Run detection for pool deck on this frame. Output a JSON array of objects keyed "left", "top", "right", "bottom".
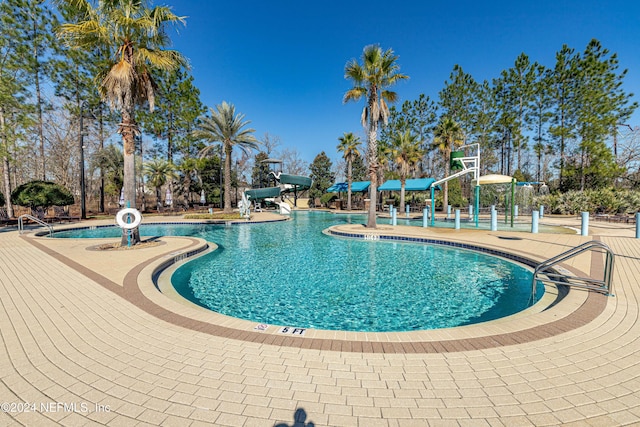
[{"left": 1, "top": 212, "right": 639, "bottom": 426}]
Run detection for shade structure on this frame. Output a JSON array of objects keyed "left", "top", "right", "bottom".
[
  {"left": 327, "top": 181, "right": 370, "bottom": 193},
  {"left": 472, "top": 174, "right": 514, "bottom": 185},
  {"left": 378, "top": 178, "right": 437, "bottom": 191}
]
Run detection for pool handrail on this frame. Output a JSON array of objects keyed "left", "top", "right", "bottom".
[
  {"left": 531, "top": 240, "right": 615, "bottom": 302},
  {"left": 18, "top": 214, "right": 54, "bottom": 237}
]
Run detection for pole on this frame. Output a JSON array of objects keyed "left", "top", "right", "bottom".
[
  {"left": 235, "top": 161, "right": 238, "bottom": 207},
  {"left": 79, "top": 103, "right": 86, "bottom": 220},
  {"left": 430, "top": 186, "right": 435, "bottom": 226},
  {"left": 581, "top": 212, "right": 589, "bottom": 236},
  {"left": 511, "top": 179, "right": 515, "bottom": 228},
  {"left": 474, "top": 185, "right": 480, "bottom": 228},
  {"left": 491, "top": 206, "right": 497, "bottom": 231}
]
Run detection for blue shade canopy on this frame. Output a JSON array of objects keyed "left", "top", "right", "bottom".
[
  {"left": 378, "top": 178, "right": 437, "bottom": 191},
  {"left": 327, "top": 181, "right": 370, "bottom": 193}
]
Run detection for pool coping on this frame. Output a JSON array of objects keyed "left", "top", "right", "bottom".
[{"left": 22, "top": 220, "right": 608, "bottom": 353}]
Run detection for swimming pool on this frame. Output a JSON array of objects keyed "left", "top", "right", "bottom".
[{"left": 53, "top": 211, "right": 544, "bottom": 332}]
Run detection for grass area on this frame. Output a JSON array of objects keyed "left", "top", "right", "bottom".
[{"left": 183, "top": 213, "right": 243, "bottom": 220}]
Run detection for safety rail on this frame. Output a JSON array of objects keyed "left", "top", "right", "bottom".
[
  {"left": 531, "top": 241, "right": 615, "bottom": 302},
  {"left": 18, "top": 214, "right": 53, "bottom": 237}
]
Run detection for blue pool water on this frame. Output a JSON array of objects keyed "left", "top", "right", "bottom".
[{"left": 53, "top": 211, "right": 543, "bottom": 332}]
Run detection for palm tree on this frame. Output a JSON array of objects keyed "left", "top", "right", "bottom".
[
  {"left": 57, "top": 0, "right": 186, "bottom": 244},
  {"left": 391, "top": 130, "right": 423, "bottom": 211},
  {"left": 344, "top": 45, "right": 408, "bottom": 228},
  {"left": 433, "top": 117, "right": 464, "bottom": 211},
  {"left": 192, "top": 102, "right": 259, "bottom": 214},
  {"left": 144, "top": 159, "right": 177, "bottom": 211},
  {"left": 337, "top": 132, "right": 361, "bottom": 211}
]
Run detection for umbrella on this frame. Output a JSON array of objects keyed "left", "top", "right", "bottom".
[
  {"left": 165, "top": 187, "right": 173, "bottom": 206},
  {"left": 200, "top": 189, "right": 206, "bottom": 205},
  {"left": 119, "top": 188, "right": 124, "bottom": 206}
]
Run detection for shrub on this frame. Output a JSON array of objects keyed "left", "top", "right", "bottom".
[
  {"left": 535, "top": 189, "right": 640, "bottom": 215},
  {"left": 320, "top": 192, "right": 337, "bottom": 207},
  {"left": 11, "top": 181, "right": 74, "bottom": 209}
]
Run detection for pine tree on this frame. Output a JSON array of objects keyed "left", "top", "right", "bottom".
[
  {"left": 549, "top": 45, "right": 579, "bottom": 191},
  {"left": 308, "top": 152, "right": 334, "bottom": 201},
  {"left": 0, "top": 0, "right": 35, "bottom": 217},
  {"left": 438, "top": 65, "right": 478, "bottom": 141},
  {"left": 137, "top": 68, "right": 206, "bottom": 162},
  {"left": 527, "top": 63, "right": 553, "bottom": 182}
]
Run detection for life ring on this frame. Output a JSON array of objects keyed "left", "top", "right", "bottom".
[{"left": 116, "top": 208, "right": 142, "bottom": 229}]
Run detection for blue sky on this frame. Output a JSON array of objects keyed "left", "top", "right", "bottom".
[{"left": 169, "top": 0, "right": 640, "bottom": 166}]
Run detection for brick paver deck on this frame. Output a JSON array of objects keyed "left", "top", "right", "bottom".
[{"left": 0, "top": 213, "right": 638, "bottom": 426}]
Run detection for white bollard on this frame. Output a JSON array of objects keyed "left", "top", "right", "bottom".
[{"left": 581, "top": 212, "right": 589, "bottom": 236}]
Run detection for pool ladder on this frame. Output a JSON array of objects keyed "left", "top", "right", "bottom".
[
  {"left": 18, "top": 214, "right": 53, "bottom": 237},
  {"left": 531, "top": 240, "right": 615, "bottom": 302}
]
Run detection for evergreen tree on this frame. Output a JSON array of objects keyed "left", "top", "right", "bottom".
[
  {"left": 308, "top": 151, "right": 334, "bottom": 201},
  {"left": 137, "top": 67, "right": 206, "bottom": 162},
  {"left": 549, "top": 45, "right": 579, "bottom": 190},
  {"left": 0, "top": 0, "right": 35, "bottom": 217},
  {"left": 251, "top": 151, "right": 271, "bottom": 188},
  {"left": 351, "top": 152, "right": 367, "bottom": 182},
  {"left": 528, "top": 63, "right": 553, "bottom": 182},
  {"left": 505, "top": 53, "right": 536, "bottom": 171},
  {"left": 572, "top": 39, "right": 637, "bottom": 190},
  {"left": 492, "top": 72, "right": 516, "bottom": 175},
  {"left": 17, "top": 0, "right": 60, "bottom": 180},
  {"left": 438, "top": 65, "right": 478, "bottom": 141},
  {"left": 472, "top": 80, "right": 499, "bottom": 172}
]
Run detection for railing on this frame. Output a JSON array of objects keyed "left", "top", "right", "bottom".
[
  {"left": 18, "top": 214, "right": 53, "bottom": 237},
  {"left": 531, "top": 240, "right": 615, "bottom": 303}
]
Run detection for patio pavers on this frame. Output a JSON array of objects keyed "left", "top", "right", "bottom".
[{"left": 0, "top": 213, "right": 639, "bottom": 426}]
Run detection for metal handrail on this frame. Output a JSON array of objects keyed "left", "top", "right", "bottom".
[
  {"left": 531, "top": 240, "right": 615, "bottom": 303},
  {"left": 18, "top": 214, "right": 53, "bottom": 237}
]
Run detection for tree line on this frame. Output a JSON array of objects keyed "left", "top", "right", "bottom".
[
  {"left": 1, "top": 1, "right": 638, "bottom": 233},
  {"left": 376, "top": 41, "right": 638, "bottom": 193}
]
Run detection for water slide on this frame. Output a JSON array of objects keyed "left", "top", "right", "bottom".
[{"left": 243, "top": 173, "right": 312, "bottom": 214}]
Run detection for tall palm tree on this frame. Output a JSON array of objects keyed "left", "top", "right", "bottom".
[
  {"left": 391, "top": 130, "right": 423, "bottom": 211},
  {"left": 192, "top": 102, "right": 259, "bottom": 214},
  {"left": 144, "top": 158, "right": 177, "bottom": 211},
  {"left": 57, "top": 0, "right": 186, "bottom": 244},
  {"left": 433, "top": 117, "right": 464, "bottom": 211},
  {"left": 344, "top": 44, "right": 408, "bottom": 228},
  {"left": 337, "top": 132, "right": 361, "bottom": 211}
]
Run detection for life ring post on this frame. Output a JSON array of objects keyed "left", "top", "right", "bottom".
[{"left": 116, "top": 208, "right": 143, "bottom": 230}]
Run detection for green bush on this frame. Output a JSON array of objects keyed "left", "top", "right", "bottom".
[
  {"left": 11, "top": 181, "right": 74, "bottom": 209},
  {"left": 536, "top": 189, "right": 640, "bottom": 215},
  {"left": 320, "top": 192, "right": 337, "bottom": 207},
  {"left": 183, "top": 213, "right": 241, "bottom": 220}
]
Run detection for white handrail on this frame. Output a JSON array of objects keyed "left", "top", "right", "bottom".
[{"left": 18, "top": 214, "right": 53, "bottom": 236}]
